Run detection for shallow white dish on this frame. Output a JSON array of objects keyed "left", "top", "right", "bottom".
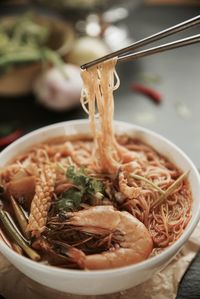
[{"left": 0, "top": 119, "right": 200, "bottom": 295}]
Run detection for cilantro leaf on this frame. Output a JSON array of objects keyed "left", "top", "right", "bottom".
[
  {"left": 87, "top": 179, "right": 104, "bottom": 196},
  {"left": 58, "top": 165, "right": 105, "bottom": 210},
  {"left": 55, "top": 189, "right": 83, "bottom": 212},
  {"left": 66, "top": 165, "right": 104, "bottom": 197}
]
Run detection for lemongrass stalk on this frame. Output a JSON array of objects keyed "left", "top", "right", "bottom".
[
  {"left": 10, "top": 196, "right": 30, "bottom": 239},
  {"left": 151, "top": 171, "right": 189, "bottom": 209},
  {"left": 131, "top": 173, "right": 165, "bottom": 194},
  {"left": 12, "top": 242, "right": 23, "bottom": 255},
  {"left": 0, "top": 228, "right": 12, "bottom": 248},
  {"left": 0, "top": 209, "right": 40, "bottom": 261}
]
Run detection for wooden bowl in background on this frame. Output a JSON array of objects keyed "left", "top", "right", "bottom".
[{"left": 0, "top": 14, "right": 75, "bottom": 97}]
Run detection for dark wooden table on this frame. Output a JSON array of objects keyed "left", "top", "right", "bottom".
[{"left": 1, "top": 3, "right": 200, "bottom": 299}]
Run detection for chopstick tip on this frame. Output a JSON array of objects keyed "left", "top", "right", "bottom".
[{"left": 80, "top": 64, "right": 87, "bottom": 70}]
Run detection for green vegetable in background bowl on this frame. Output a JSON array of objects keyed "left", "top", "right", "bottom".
[
  {"left": 0, "top": 12, "right": 75, "bottom": 96},
  {"left": 0, "top": 13, "right": 49, "bottom": 70}
]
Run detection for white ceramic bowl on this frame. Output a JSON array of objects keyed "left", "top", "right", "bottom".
[{"left": 0, "top": 120, "right": 200, "bottom": 295}]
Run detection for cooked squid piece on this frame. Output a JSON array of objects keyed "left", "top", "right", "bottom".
[{"left": 27, "top": 161, "right": 56, "bottom": 236}]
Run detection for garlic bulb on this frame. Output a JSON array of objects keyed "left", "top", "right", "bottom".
[
  {"left": 67, "top": 37, "right": 109, "bottom": 66},
  {"left": 33, "top": 64, "right": 82, "bottom": 111}
]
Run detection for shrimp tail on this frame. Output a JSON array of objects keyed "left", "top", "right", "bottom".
[{"left": 67, "top": 247, "right": 86, "bottom": 269}]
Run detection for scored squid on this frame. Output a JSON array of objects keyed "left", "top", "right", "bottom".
[{"left": 27, "top": 161, "right": 56, "bottom": 236}]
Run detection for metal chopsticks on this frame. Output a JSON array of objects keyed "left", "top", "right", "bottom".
[
  {"left": 81, "top": 15, "right": 200, "bottom": 69},
  {"left": 119, "top": 34, "right": 200, "bottom": 63}
]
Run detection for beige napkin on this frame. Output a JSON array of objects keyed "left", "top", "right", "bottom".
[{"left": 0, "top": 221, "right": 200, "bottom": 299}]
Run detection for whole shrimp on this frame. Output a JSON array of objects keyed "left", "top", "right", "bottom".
[{"left": 66, "top": 206, "right": 153, "bottom": 270}]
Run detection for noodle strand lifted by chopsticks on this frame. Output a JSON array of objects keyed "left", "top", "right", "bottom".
[{"left": 80, "top": 58, "right": 133, "bottom": 174}]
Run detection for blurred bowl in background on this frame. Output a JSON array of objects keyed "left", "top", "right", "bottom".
[
  {"left": 0, "top": 14, "right": 75, "bottom": 97},
  {"left": 34, "top": 0, "right": 142, "bottom": 16}
]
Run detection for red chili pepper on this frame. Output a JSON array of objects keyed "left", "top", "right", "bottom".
[
  {"left": 130, "top": 83, "right": 162, "bottom": 104},
  {"left": 0, "top": 129, "right": 23, "bottom": 148}
]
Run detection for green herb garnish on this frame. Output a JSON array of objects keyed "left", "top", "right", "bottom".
[
  {"left": 66, "top": 165, "right": 104, "bottom": 196},
  {"left": 55, "top": 166, "right": 104, "bottom": 212},
  {"left": 56, "top": 189, "right": 83, "bottom": 212}
]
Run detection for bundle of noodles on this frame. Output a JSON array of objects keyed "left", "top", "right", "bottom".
[{"left": 80, "top": 58, "right": 134, "bottom": 174}]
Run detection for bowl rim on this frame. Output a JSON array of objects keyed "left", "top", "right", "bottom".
[{"left": 0, "top": 119, "right": 200, "bottom": 277}]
